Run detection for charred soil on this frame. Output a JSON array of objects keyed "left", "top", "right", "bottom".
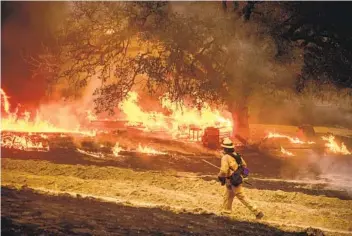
[{"left": 2, "top": 187, "right": 306, "bottom": 236}]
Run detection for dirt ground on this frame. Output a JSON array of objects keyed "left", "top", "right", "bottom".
[
  {"left": 2, "top": 156, "right": 352, "bottom": 235},
  {"left": 2, "top": 125, "right": 352, "bottom": 235},
  {"left": 2, "top": 186, "right": 307, "bottom": 236},
  {"left": 2, "top": 145, "right": 351, "bottom": 200}
]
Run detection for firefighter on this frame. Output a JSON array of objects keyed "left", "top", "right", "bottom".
[{"left": 217, "top": 137, "right": 264, "bottom": 219}]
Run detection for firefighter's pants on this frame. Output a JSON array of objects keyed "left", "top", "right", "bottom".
[{"left": 222, "top": 184, "right": 259, "bottom": 215}]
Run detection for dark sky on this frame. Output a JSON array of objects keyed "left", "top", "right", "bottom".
[{"left": 1, "top": 1, "right": 64, "bottom": 109}]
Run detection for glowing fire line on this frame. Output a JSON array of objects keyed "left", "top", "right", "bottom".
[
  {"left": 76, "top": 148, "right": 105, "bottom": 158},
  {"left": 136, "top": 144, "right": 166, "bottom": 155},
  {"left": 267, "top": 132, "right": 351, "bottom": 156},
  {"left": 280, "top": 146, "right": 294, "bottom": 156},
  {"left": 266, "top": 132, "right": 315, "bottom": 144},
  {"left": 1, "top": 134, "right": 49, "bottom": 152}
]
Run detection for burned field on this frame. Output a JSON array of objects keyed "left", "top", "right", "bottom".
[{"left": 2, "top": 186, "right": 307, "bottom": 236}]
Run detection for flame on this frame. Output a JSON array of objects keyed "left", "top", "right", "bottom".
[
  {"left": 120, "top": 92, "right": 233, "bottom": 140},
  {"left": 161, "top": 93, "right": 232, "bottom": 137},
  {"left": 76, "top": 143, "right": 125, "bottom": 158},
  {"left": 119, "top": 92, "right": 168, "bottom": 131},
  {"left": 1, "top": 134, "right": 49, "bottom": 152},
  {"left": 280, "top": 146, "right": 294, "bottom": 156},
  {"left": 1, "top": 88, "right": 10, "bottom": 113},
  {"left": 76, "top": 148, "right": 105, "bottom": 158},
  {"left": 1, "top": 89, "right": 96, "bottom": 137},
  {"left": 321, "top": 135, "right": 351, "bottom": 155},
  {"left": 112, "top": 142, "right": 124, "bottom": 156},
  {"left": 266, "top": 132, "right": 315, "bottom": 144},
  {"left": 40, "top": 134, "right": 49, "bottom": 139},
  {"left": 87, "top": 110, "right": 98, "bottom": 122},
  {"left": 137, "top": 144, "right": 166, "bottom": 155},
  {"left": 2, "top": 112, "right": 95, "bottom": 136},
  {"left": 1, "top": 88, "right": 231, "bottom": 147}
]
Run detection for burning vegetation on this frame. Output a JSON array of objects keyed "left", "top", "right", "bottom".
[
  {"left": 1, "top": 87, "right": 351, "bottom": 157},
  {"left": 322, "top": 135, "right": 351, "bottom": 155},
  {"left": 2, "top": 2, "right": 352, "bottom": 235},
  {"left": 1, "top": 87, "right": 232, "bottom": 154},
  {"left": 264, "top": 131, "right": 351, "bottom": 156},
  {"left": 115, "top": 91, "right": 233, "bottom": 140}
]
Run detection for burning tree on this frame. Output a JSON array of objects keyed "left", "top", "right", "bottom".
[{"left": 30, "top": 2, "right": 300, "bottom": 139}]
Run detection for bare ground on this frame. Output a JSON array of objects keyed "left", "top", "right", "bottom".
[
  {"left": 2, "top": 147, "right": 351, "bottom": 200},
  {"left": 2, "top": 186, "right": 306, "bottom": 236},
  {"left": 2, "top": 156, "right": 352, "bottom": 235},
  {"left": 2, "top": 126, "right": 352, "bottom": 235}
]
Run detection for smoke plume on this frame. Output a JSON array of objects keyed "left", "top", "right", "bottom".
[{"left": 2, "top": 2, "right": 352, "bottom": 129}]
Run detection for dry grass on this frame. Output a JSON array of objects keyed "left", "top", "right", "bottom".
[{"left": 2, "top": 158, "right": 352, "bottom": 235}]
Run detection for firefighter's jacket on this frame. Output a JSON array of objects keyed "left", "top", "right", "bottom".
[{"left": 218, "top": 152, "right": 247, "bottom": 178}]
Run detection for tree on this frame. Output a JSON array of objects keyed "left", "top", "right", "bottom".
[
  {"left": 225, "top": 1, "right": 352, "bottom": 90},
  {"left": 31, "top": 2, "right": 300, "bottom": 140},
  {"left": 286, "top": 2, "right": 352, "bottom": 89},
  {"left": 255, "top": 2, "right": 352, "bottom": 89}
]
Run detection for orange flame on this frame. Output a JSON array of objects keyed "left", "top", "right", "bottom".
[
  {"left": 280, "top": 146, "right": 294, "bottom": 156},
  {"left": 321, "top": 135, "right": 351, "bottom": 155},
  {"left": 2, "top": 112, "right": 95, "bottom": 136},
  {"left": 136, "top": 144, "right": 166, "bottom": 155},
  {"left": 266, "top": 132, "right": 315, "bottom": 144},
  {"left": 1, "top": 88, "right": 231, "bottom": 148},
  {"left": 76, "top": 148, "right": 105, "bottom": 158},
  {"left": 1, "top": 89, "right": 96, "bottom": 136},
  {"left": 119, "top": 92, "right": 168, "bottom": 131},
  {"left": 112, "top": 142, "right": 124, "bottom": 156},
  {"left": 76, "top": 143, "right": 125, "bottom": 158},
  {"left": 120, "top": 92, "right": 233, "bottom": 140},
  {"left": 1, "top": 88, "right": 10, "bottom": 113},
  {"left": 87, "top": 110, "right": 98, "bottom": 122},
  {"left": 1, "top": 134, "right": 49, "bottom": 152}
]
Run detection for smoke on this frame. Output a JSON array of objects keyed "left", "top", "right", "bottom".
[
  {"left": 1, "top": 2, "right": 68, "bottom": 107},
  {"left": 253, "top": 82, "right": 352, "bottom": 128},
  {"left": 305, "top": 152, "right": 352, "bottom": 195},
  {"left": 2, "top": 2, "right": 351, "bottom": 129},
  {"left": 169, "top": 2, "right": 303, "bottom": 107},
  {"left": 169, "top": 2, "right": 352, "bottom": 129},
  {"left": 35, "top": 77, "right": 104, "bottom": 129},
  {"left": 169, "top": 3, "right": 352, "bottom": 196}
]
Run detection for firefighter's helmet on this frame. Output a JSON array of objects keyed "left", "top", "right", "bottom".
[{"left": 221, "top": 137, "right": 234, "bottom": 148}]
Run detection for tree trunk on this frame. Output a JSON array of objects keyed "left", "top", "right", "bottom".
[
  {"left": 242, "top": 1, "right": 256, "bottom": 21},
  {"left": 231, "top": 104, "right": 250, "bottom": 141}
]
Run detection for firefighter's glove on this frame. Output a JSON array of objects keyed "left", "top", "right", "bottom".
[
  {"left": 242, "top": 167, "right": 250, "bottom": 178},
  {"left": 218, "top": 176, "right": 226, "bottom": 186}
]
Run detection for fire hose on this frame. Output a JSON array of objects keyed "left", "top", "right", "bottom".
[{"left": 202, "top": 159, "right": 253, "bottom": 186}]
